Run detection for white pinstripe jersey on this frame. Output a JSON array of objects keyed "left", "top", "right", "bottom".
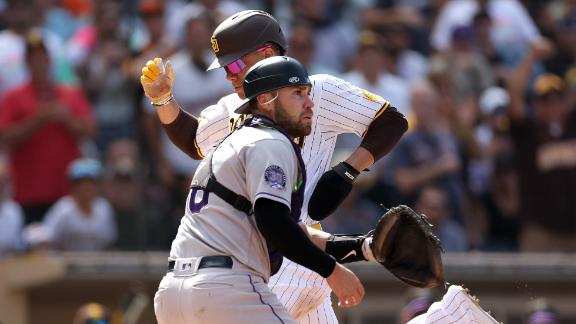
[{"left": 195, "top": 74, "right": 390, "bottom": 226}]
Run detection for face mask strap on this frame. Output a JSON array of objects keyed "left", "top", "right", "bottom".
[{"left": 261, "top": 92, "right": 279, "bottom": 105}]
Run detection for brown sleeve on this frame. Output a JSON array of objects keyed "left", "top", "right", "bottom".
[
  {"left": 162, "top": 110, "right": 204, "bottom": 160},
  {"left": 360, "top": 105, "right": 408, "bottom": 161}
]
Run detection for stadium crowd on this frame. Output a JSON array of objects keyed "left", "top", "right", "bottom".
[{"left": 0, "top": 0, "right": 575, "bottom": 258}]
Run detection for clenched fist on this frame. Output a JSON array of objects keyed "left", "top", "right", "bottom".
[{"left": 140, "top": 57, "right": 174, "bottom": 105}]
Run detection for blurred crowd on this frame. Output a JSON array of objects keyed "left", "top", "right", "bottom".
[{"left": 0, "top": 0, "right": 575, "bottom": 257}]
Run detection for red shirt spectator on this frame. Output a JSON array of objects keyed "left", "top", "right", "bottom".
[{"left": 0, "top": 29, "right": 95, "bottom": 224}]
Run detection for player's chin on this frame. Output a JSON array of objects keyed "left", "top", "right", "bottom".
[
  {"left": 301, "top": 118, "right": 312, "bottom": 133},
  {"left": 301, "top": 124, "right": 312, "bottom": 136}
]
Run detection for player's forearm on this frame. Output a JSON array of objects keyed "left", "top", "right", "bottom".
[
  {"left": 304, "top": 226, "right": 331, "bottom": 250},
  {"left": 344, "top": 147, "right": 374, "bottom": 172},
  {"left": 254, "top": 198, "right": 336, "bottom": 278},
  {"left": 155, "top": 99, "right": 183, "bottom": 124},
  {"left": 158, "top": 102, "right": 203, "bottom": 160}
]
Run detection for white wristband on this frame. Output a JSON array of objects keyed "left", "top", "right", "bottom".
[{"left": 152, "top": 95, "right": 174, "bottom": 107}]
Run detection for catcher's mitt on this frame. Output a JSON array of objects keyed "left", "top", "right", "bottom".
[{"left": 371, "top": 205, "right": 444, "bottom": 288}]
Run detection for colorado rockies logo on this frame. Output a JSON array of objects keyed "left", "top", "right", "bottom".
[
  {"left": 264, "top": 165, "right": 286, "bottom": 190},
  {"left": 211, "top": 36, "right": 219, "bottom": 53}
]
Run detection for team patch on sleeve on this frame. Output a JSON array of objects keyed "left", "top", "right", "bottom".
[
  {"left": 360, "top": 88, "right": 384, "bottom": 103},
  {"left": 264, "top": 165, "right": 287, "bottom": 190}
]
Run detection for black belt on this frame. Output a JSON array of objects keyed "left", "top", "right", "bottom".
[{"left": 168, "top": 256, "right": 233, "bottom": 272}]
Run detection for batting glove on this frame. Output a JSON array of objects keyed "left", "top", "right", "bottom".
[{"left": 140, "top": 57, "right": 174, "bottom": 105}]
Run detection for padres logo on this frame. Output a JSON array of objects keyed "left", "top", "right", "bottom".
[
  {"left": 211, "top": 35, "right": 219, "bottom": 53},
  {"left": 229, "top": 114, "right": 248, "bottom": 132},
  {"left": 360, "top": 88, "right": 384, "bottom": 102}
]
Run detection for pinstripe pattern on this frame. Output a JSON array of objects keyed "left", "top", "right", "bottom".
[
  {"left": 269, "top": 259, "right": 333, "bottom": 322},
  {"left": 249, "top": 275, "right": 288, "bottom": 324},
  {"left": 193, "top": 74, "right": 389, "bottom": 323},
  {"left": 298, "top": 297, "right": 338, "bottom": 324},
  {"left": 408, "top": 285, "right": 500, "bottom": 324}
]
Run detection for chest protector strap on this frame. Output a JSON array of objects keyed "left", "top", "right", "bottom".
[
  {"left": 205, "top": 176, "right": 253, "bottom": 215},
  {"left": 203, "top": 115, "right": 306, "bottom": 218}
]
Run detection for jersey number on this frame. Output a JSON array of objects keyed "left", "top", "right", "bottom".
[{"left": 189, "top": 187, "right": 209, "bottom": 212}]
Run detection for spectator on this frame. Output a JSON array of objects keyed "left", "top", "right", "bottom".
[
  {"left": 429, "top": 25, "right": 495, "bottom": 104},
  {"left": 0, "top": 0, "right": 38, "bottom": 100},
  {"left": 25, "top": 158, "right": 116, "bottom": 251},
  {"left": 431, "top": 0, "right": 540, "bottom": 68},
  {"left": 472, "top": 11, "right": 507, "bottom": 81},
  {"left": 0, "top": 29, "right": 95, "bottom": 224},
  {"left": 72, "top": 302, "right": 111, "bottom": 324},
  {"left": 380, "top": 79, "right": 465, "bottom": 224},
  {"left": 103, "top": 139, "right": 165, "bottom": 250},
  {"left": 344, "top": 29, "right": 410, "bottom": 115},
  {"left": 506, "top": 38, "right": 576, "bottom": 252},
  {"left": 380, "top": 23, "right": 429, "bottom": 82},
  {"left": 290, "top": 0, "right": 358, "bottom": 73},
  {"left": 128, "top": 0, "right": 176, "bottom": 83},
  {"left": 474, "top": 86, "right": 520, "bottom": 251},
  {"left": 524, "top": 298, "right": 559, "bottom": 324},
  {"left": 415, "top": 185, "right": 468, "bottom": 252},
  {"left": 76, "top": 0, "right": 136, "bottom": 152},
  {"left": 0, "top": 158, "right": 25, "bottom": 257},
  {"left": 286, "top": 19, "right": 337, "bottom": 75}
]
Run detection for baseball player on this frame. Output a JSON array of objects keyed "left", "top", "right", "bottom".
[
  {"left": 151, "top": 56, "right": 364, "bottom": 324},
  {"left": 141, "top": 10, "right": 408, "bottom": 323}
]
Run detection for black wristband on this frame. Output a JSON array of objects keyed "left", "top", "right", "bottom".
[{"left": 332, "top": 162, "right": 360, "bottom": 184}]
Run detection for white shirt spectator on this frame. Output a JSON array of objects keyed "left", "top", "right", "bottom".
[
  {"left": 431, "top": 0, "right": 539, "bottom": 53},
  {"left": 39, "top": 196, "right": 116, "bottom": 251},
  {"left": 343, "top": 70, "right": 411, "bottom": 115},
  {"left": 0, "top": 199, "right": 25, "bottom": 256},
  {"left": 396, "top": 50, "right": 428, "bottom": 82}
]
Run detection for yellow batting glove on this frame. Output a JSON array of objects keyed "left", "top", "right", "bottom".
[{"left": 140, "top": 57, "right": 175, "bottom": 105}]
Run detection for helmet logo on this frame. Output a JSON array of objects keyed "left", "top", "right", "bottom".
[
  {"left": 289, "top": 77, "right": 300, "bottom": 83},
  {"left": 211, "top": 35, "right": 219, "bottom": 53}
]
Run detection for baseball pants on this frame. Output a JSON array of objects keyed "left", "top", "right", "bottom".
[
  {"left": 270, "top": 258, "right": 338, "bottom": 323},
  {"left": 155, "top": 269, "right": 295, "bottom": 324}
]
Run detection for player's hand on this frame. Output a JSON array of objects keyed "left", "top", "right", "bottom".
[
  {"left": 326, "top": 263, "right": 364, "bottom": 308},
  {"left": 140, "top": 57, "right": 174, "bottom": 105},
  {"left": 308, "top": 161, "right": 360, "bottom": 221}
]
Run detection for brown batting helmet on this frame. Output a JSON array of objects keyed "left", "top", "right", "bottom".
[{"left": 207, "top": 10, "right": 287, "bottom": 71}]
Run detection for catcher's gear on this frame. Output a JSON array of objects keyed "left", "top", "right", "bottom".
[
  {"left": 371, "top": 205, "right": 444, "bottom": 288},
  {"left": 140, "top": 57, "right": 174, "bottom": 105},
  {"left": 308, "top": 161, "right": 360, "bottom": 221}
]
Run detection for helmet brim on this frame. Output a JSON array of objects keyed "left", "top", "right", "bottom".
[
  {"left": 234, "top": 99, "right": 251, "bottom": 114},
  {"left": 207, "top": 50, "right": 249, "bottom": 71}
]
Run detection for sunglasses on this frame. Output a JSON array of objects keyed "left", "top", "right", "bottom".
[{"left": 225, "top": 45, "right": 272, "bottom": 74}]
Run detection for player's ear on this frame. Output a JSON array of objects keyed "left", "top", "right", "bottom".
[
  {"left": 262, "top": 45, "right": 275, "bottom": 59},
  {"left": 257, "top": 92, "right": 273, "bottom": 105}
]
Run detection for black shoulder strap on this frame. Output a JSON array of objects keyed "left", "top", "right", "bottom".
[
  {"left": 203, "top": 128, "right": 253, "bottom": 215},
  {"left": 205, "top": 175, "right": 253, "bottom": 215}
]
